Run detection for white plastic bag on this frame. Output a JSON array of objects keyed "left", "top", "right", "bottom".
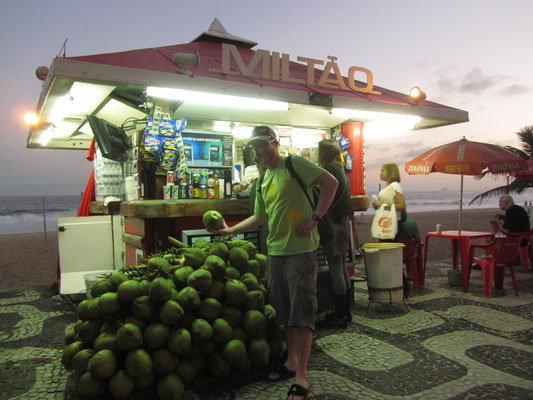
[{"left": 371, "top": 204, "right": 398, "bottom": 239}]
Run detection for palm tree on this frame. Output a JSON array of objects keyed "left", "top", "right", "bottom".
[{"left": 469, "top": 125, "right": 533, "bottom": 205}]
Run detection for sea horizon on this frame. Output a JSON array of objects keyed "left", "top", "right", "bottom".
[{"left": 1, "top": 190, "right": 533, "bottom": 235}]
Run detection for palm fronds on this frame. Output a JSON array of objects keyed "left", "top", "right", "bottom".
[
  {"left": 469, "top": 178, "right": 533, "bottom": 205},
  {"left": 472, "top": 125, "right": 533, "bottom": 203}
]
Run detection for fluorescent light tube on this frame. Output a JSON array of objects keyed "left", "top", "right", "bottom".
[{"left": 147, "top": 87, "right": 289, "bottom": 111}]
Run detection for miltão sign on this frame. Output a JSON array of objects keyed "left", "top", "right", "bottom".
[{"left": 210, "top": 43, "right": 381, "bottom": 95}]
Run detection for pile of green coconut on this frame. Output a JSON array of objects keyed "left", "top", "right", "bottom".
[{"left": 62, "top": 212, "right": 285, "bottom": 399}]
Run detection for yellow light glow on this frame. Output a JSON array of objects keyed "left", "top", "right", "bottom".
[
  {"left": 24, "top": 112, "right": 39, "bottom": 125},
  {"left": 147, "top": 86, "right": 289, "bottom": 111}
]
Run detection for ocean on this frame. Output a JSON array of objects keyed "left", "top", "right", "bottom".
[
  {"left": 1, "top": 190, "right": 533, "bottom": 235},
  {"left": 0, "top": 195, "right": 82, "bottom": 235}
]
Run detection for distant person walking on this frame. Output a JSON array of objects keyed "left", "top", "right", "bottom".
[{"left": 315, "top": 139, "right": 354, "bottom": 329}]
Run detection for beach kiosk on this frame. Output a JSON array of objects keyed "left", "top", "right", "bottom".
[{"left": 25, "top": 19, "right": 469, "bottom": 298}]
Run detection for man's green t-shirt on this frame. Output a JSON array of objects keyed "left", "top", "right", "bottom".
[{"left": 254, "top": 155, "right": 326, "bottom": 255}]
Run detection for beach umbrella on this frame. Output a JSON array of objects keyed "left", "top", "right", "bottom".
[{"left": 404, "top": 137, "right": 527, "bottom": 233}]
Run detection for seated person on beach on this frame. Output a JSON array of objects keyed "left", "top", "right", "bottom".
[{"left": 494, "top": 194, "right": 530, "bottom": 243}]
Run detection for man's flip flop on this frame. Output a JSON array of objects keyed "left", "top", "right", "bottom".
[
  {"left": 286, "top": 383, "right": 308, "bottom": 399},
  {"left": 268, "top": 364, "right": 296, "bottom": 381}
]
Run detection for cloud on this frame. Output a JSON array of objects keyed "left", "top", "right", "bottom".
[
  {"left": 457, "top": 67, "right": 499, "bottom": 94},
  {"left": 498, "top": 84, "right": 528, "bottom": 96}
]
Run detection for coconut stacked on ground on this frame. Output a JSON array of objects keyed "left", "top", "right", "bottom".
[{"left": 61, "top": 228, "right": 286, "bottom": 400}]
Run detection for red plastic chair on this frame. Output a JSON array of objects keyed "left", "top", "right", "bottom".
[
  {"left": 398, "top": 239, "right": 423, "bottom": 292},
  {"left": 510, "top": 230, "right": 533, "bottom": 273},
  {"left": 489, "top": 222, "right": 532, "bottom": 273},
  {"left": 469, "top": 237, "right": 521, "bottom": 298}
]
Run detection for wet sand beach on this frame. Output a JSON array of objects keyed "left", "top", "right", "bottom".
[{"left": 0, "top": 208, "right": 501, "bottom": 290}]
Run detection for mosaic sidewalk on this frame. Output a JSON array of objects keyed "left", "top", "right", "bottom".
[{"left": 1, "top": 260, "right": 532, "bottom": 399}]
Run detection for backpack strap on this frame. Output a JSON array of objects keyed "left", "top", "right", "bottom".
[{"left": 286, "top": 155, "right": 316, "bottom": 209}]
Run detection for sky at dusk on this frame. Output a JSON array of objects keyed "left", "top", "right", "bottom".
[{"left": 1, "top": 0, "right": 532, "bottom": 197}]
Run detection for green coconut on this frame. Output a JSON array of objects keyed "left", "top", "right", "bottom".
[
  {"left": 149, "top": 276, "right": 172, "bottom": 304},
  {"left": 77, "top": 372, "right": 106, "bottom": 398},
  {"left": 224, "top": 266, "right": 241, "bottom": 280},
  {"left": 89, "top": 277, "right": 110, "bottom": 298},
  {"left": 212, "top": 318, "right": 233, "bottom": 343},
  {"left": 245, "top": 290, "right": 265, "bottom": 310},
  {"left": 248, "top": 337, "right": 270, "bottom": 368},
  {"left": 242, "top": 309, "right": 266, "bottom": 337},
  {"left": 221, "top": 339, "right": 247, "bottom": 365},
  {"left": 97, "top": 292, "right": 122, "bottom": 316},
  {"left": 241, "top": 272, "right": 260, "bottom": 291},
  {"left": 242, "top": 259, "right": 261, "bottom": 277},
  {"left": 268, "top": 339, "right": 288, "bottom": 362},
  {"left": 135, "top": 371, "right": 156, "bottom": 390},
  {"left": 202, "top": 254, "right": 226, "bottom": 279},
  {"left": 232, "top": 327, "right": 248, "bottom": 344},
  {"left": 222, "top": 306, "right": 242, "bottom": 328},
  {"left": 202, "top": 210, "right": 224, "bottom": 230},
  {"left": 61, "top": 341, "right": 85, "bottom": 370},
  {"left": 183, "top": 248, "right": 208, "bottom": 269},
  {"left": 207, "top": 351, "right": 231, "bottom": 377},
  {"left": 191, "top": 318, "right": 213, "bottom": 344},
  {"left": 71, "top": 348, "right": 95, "bottom": 376},
  {"left": 139, "top": 279, "right": 152, "bottom": 296},
  {"left": 87, "top": 349, "right": 117, "bottom": 380},
  {"left": 176, "top": 359, "right": 198, "bottom": 383},
  {"left": 76, "top": 300, "right": 90, "bottom": 321},
  {"left": 117, "top": 279, "right": 141, "bottom": 304},
  {"left": 263, "top": 304, "right": 277, "bottom": 325},
  {"left": 147, "top": 256, "right": 170, "bottom": 272},
  {"left": 93, "top": 332, "right": 119, "bottom": 354},
  {"left": 167, "top": 328, "right": 192, "bottom": 355},
  {"left": 108, "top": 271, "right": 129, "bottom": 291},
  {"left": 228, "top": 246, "right": 249, "bottom": 269},
  {"left": 116, "top": 323, "right": 143, "bottom": 351},
  {"left": 143, "top": 322, "right": 170, "bottom": 350},
  {"left": 224, "top": 279, "right": 248, "bottom": 307},
  {"left": 130, "top": 295, "right": 155, "bottom": 320},
  {"left": 108, "top": 369, "right": 135, "bottom": 399},
  {"left": 157, "top": 373, "right": 185, "bottom": 400},
  {"left": 208, "top": 242, "right": 229, "bottom": 261},
  {"left": 125, "top": 348, "right": 153, "bottom": 378},
  {"left": 197, "top": 298, "right": 223, "bottom": 321},
  {"left": 255, "top": 253, "right": 268, "bottom": 275},
  {"left": 205, "top": 280, "right": 225, "bottom": 302},
  {"left": 152, "top": 347, "right": 179, "bottom": 375},
  {"left": 78, "top": 320, "right": 103, "bottom": 346},
  {"left": 173, "top": 266, "right": 195, "bottom": 290},
  {"left": 159, "top": 299, "right": 185, "bottom": 326},
  {"left": 86, "top": 298, "right": 102, "bottom": 320},
  {"left": 176, "top": 286, "right": 201, "bottom": 312},
  {"left": 187, "top": 268, "right": 213, "bottom": 292}
]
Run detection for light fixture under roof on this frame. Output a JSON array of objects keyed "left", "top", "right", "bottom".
[{"left": 147, "top": 86, "right": 289, "bottom": 111}]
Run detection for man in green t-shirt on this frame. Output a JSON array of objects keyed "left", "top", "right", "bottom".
[{"left": 210, "top": 126, "right": 338, "bottom": 399}]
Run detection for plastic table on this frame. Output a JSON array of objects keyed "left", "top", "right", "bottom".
[{"left": 423, "top": 230, "right": 495, "bottom": 292}]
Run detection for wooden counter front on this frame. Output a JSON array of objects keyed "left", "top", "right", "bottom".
[
  {"left": 119, "top": 198, "right": 250, "bottom": 219},
  {"left": 90, "top": 194, "right": 368, "bottom": 218}
]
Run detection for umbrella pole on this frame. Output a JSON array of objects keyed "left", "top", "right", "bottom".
[{"left": 459, "top": 174, "right": 463, "bottom": 234}]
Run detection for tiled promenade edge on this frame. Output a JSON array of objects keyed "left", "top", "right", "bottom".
[{"left": 1, "top": 260, "right": 532, "bottom": 399}]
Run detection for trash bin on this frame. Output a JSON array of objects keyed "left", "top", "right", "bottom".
[{"left": 362, "top": 243, "right": 405, "bottom": 304}]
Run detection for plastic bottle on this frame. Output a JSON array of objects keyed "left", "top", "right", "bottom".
[
  {"left": 213, "top": 174, "right": 220, "bottom": 199},
  {"left": 207, "top": 174, "right": 215, "bottom": 199}
]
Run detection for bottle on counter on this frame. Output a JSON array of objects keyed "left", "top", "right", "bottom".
[
  {"left": 192, "top": 176, "right": 200, "bottom": 199},
  {"left": 213, "top": 174, "right": 220, "bottom": 199},
  {"left": 207, "top": 174, "right": 215, "bottom": 199}
]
